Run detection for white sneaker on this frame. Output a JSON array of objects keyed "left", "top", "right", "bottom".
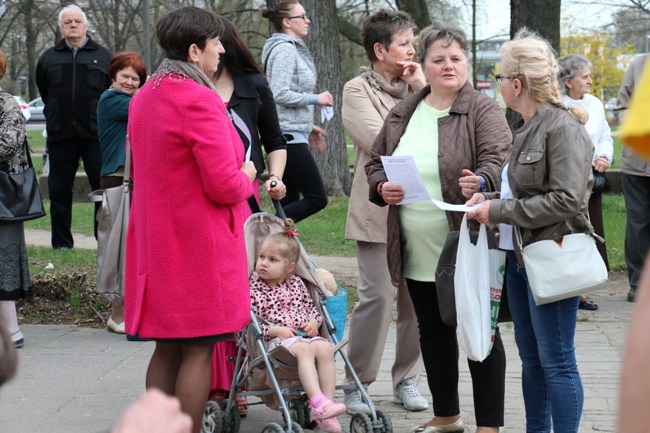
[
  {"left": 394, "top": 378, "right": 428, "bottom": 411},
  {"left": 11, "top": 330, "right": 24, "bottom": 349},
  {"left": 344, "top": 389, "right": 371, "bottom": 415}
]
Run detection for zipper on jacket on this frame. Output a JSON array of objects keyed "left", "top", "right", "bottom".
[{"left": 71, "top": 48, "right": 77, "bottom": 129}]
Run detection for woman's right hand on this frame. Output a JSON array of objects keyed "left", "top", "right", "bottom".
[
  {"left": 317, "top": 91, "right": 334, "bottom": 106},
  {"left": 240, "top": 161, "right": 256, "bottom": 182},
  {"left": 379, "top": 181, "right": 405, "bottom": 205}
]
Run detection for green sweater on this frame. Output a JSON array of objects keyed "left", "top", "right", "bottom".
[{"left": 97, "top": 88, "right": 131, "bottom": 177}]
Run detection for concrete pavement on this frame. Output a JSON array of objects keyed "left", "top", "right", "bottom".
[{"left": 1, "top": 230, "right": 632, "bottom": 432}]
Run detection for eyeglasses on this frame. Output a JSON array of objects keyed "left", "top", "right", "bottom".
[
  {"left": 287, "top": 14, "right": 309, "bottom": 21},
  {"left": 494, "top": 74, "right": 513, "bottom": 84}
]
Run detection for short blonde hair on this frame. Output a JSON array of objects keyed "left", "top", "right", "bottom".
[
  {"left": 0, "top": 50, "right": 7, "bottom": 81},
  {"left": 499, "top": 29, "right": 563, "bottom": 107}
]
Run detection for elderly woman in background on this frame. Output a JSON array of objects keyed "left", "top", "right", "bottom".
[
  {"left": 558, "top": 53, "right": 613, "bottom": 311},
  {"left": 365, "top": 22, "right": 511, "bottom": 433},
  {"left": 96, "top": 51, "right": 147, "bottom": 334},
  {"left": 125, "top": 8, "right": 256, "bottom": 433},
  {"left": 341, "top": 9, "right": 427, "bottom": 414},
  {"left": 0, "top": 50, "right": 33, "bottom": 350},
  {"left": 467, "top": 31, "right": 594, "bottom": 433},
  {"left": 209, "top": 15, "right": 287, "bottom": 414}
]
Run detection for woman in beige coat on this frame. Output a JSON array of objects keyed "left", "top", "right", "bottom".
[{"left": 341, "top": 9, "right": 427, "bottom": 414}]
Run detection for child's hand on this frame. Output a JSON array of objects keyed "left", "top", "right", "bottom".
[
  {"left": 300, "top": 319, "right": 320, "bottom": 338},
  {"left": 269, "top": 326, "right": 296, "bottom": 340}
]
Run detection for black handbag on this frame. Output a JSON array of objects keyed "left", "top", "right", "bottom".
[
  {"left": 592, "top": 169, "right": 610, "bottom": 194},
  {"left": 0, "top": 137, "right": 46, "bottom": 222}
]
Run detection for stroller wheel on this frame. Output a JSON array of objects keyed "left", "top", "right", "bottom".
[
  {"left": 299, "top": 395, "right": 318, "bottom": 430},
  {"left": 285, "top": 422, "right": 304, "bottom": 433},
  {"left": 350, "top": 412, "right": 373, "bottom": 433},
  {"left": 287, "top": 398, "right": 306, "bottom": 426},
  {"left": 202, "top": 400, "right": 224, "bottom": 433},
  {"left": 260, "top": 422, "right": 284, "bottom": 433},
  {"left": 221, "top": 402, "right": 242, "bottom": 433},
  {"left": 375, "top": 410, "right": 393, "bottom": 433}
]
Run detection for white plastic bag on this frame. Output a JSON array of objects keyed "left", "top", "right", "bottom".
[{"left": 454, "top": 214, "right": 505, "bottom": 361}]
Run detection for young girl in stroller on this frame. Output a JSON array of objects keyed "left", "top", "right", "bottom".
[{"left": 250, "top": 219, "right": 346, "bottom": 433}]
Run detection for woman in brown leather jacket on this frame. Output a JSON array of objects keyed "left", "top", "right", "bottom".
[
  {"left": 467, "top": 30, "right": 594, "bottom": 433},
  {"left": 365, "top": 22, "right": 511, "bottom": 433}
]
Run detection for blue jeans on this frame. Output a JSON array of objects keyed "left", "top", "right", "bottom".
[{"left": 505, "top": 251, "right": 583, "bottom": 433}]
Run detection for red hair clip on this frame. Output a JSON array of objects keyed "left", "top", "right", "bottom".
[{"left": 286, "top": 228, "right": 300, "bottom": 237}]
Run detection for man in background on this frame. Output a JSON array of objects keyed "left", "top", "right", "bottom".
[
  {"left": 36, "top": 4, "right": 111, "bottom": 248},
  {"left": 616, "top": 54, "right": 649, "bottom": 302}
]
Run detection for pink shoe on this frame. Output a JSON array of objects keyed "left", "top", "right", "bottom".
[
  {"left": 316, "top": 417, "right": 342, "bottom": 433},
  {"left": 310, "top": 399, "right": 346, "bottom": 420}
]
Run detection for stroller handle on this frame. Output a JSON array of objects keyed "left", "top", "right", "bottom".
[
  {"left": 268, "top": 181, "right": 287, "bottom": 219},
  {"left": 272, "top": 198, "right": 287, "bottom": 220}
]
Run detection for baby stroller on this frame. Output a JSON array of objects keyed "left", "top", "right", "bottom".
[{"left": 202, "top": 210, "right": 392, "bottom": 433}]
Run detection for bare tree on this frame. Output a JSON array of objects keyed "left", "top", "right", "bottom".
[
  {"left": 302, "top": 0, "right": 351, "bottom": 195},
  {"left": 507, "top": 0, "right": 561, "bottom": 125},
  {"left": 510, "top": 0, "right": 561, "bottom": 51}
]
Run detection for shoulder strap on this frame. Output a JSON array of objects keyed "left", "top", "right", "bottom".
[{"left": 263, "top": 41, "right": 294, "bottom": 73}]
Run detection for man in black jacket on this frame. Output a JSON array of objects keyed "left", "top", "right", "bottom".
[{"left": 36, "top": 4, "right": 111, "bottom": 249}]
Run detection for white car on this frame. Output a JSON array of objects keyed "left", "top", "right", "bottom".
[
  {"left": 13, "top": 96, "right": 31, "bottom": 123},
  {"left": 27, "top": 97, "right": 45, "bottom": 122}
]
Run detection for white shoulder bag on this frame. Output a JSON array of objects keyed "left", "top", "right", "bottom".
[{"left": 515, "top": 227, "right": 608, "bottom": 305}]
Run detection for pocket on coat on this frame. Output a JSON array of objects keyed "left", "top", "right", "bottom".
[
  {"left": 86, "top": 64, "right": 107, "bottom": 89},
  {"left": 516, "top": 150, "right": 545, "bottom": 185}
]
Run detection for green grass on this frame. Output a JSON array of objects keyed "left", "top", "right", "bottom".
[
  {"left": 296, "top": 196, "right": 355, "bottom": 257},
  {"left": 602, "top": 194, "right": 626, "bottom": 270},
  {"left": 24, "top": 199, "right": 96, "bottom": 236},
  {"left": 258, "top": 194, "right": 355, "bottom": 257}
]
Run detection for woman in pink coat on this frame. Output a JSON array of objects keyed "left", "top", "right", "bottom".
[{"left": 124, "top": 7, "right": 256, "bottom": 433}]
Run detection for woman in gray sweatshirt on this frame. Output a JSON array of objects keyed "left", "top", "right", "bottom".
[{"left": 261, "top": 0, "right": 332, "bottom": 222}]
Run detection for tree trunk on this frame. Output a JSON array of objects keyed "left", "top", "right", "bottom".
[
  {"left": 300, "top": 0, "right": 351, "bottom": 196},
  {"left": 24, "top": 0, "right": 38, "bottom": 100},
  {"left": 510, "top": 0, "right": 561, "bottom": 52},
  {"left": 508, "top": 0, "right": 561, "bottom": 126},
  {"left": 396, "top": 0, "right": 431, "bottom": 30}
]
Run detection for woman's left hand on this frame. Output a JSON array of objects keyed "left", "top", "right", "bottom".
[
  {"left": 309, "top": 126, "right": 327, "bottom": 152},
  {"left": 458, "top": 169, "right": 482, "bottom": 199},
  {"left": 466, "top": 196, "right": 492, "bottom": 226},
  {"left": 594, "top": 157, "right": 610, "bottom": 173},
  {"left": 265, "top": 178, "right": 286, "bottom": 200}
]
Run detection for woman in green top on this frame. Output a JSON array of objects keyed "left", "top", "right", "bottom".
[
  {"left": 96, "top": 51, "right": 147, "bottom": 334},
  {"left": 365, "top": 22, "right": 511, "bottom": 433}
]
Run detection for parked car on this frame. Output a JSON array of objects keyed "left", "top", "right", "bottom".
[
  {"left": 27, "top": 97, "right": 45, "bottom": 122},
  {"left": 13, "top": 96, "right": 31, "bottom": 123}
]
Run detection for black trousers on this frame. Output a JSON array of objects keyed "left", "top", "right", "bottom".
[
  {"left": 588, "top": 192, "right": 609, "bottom": 270},
  {"left": 48, "top": 138, "right": 101, "bottom": 248},
  {"left": 280, "top": 143, "right": 327, "bottom": 223},
  {"left": 622, "top": 173, "right": 650, "bottom": 290},
  {"left": 406, "top": 279, "right": 506, "bottom": 427}
]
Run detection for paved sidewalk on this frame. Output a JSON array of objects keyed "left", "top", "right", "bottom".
[
  {"left": 3, "top": 229, "right": 630, "bottom": 432},
  {"left": 0, "top": 285, "right": 631, "bottom": 433}
]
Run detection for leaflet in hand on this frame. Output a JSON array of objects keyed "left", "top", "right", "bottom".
[
  {"left": 380, "top": 155, "right": 430, "bottom": 204},
  {"left": 380, "top": 155, "right": 483, "bottom": 211}
]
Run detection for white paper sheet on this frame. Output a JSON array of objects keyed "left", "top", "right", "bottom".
[
  {"left": 380, "top": 155, "right": 431, "bottom": 204},
  {"left": 321, "top": 106, "right": 334, "bottom": 123},
  {"left": 431, "top": 199, "right": 482, "bottom": 212}
]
